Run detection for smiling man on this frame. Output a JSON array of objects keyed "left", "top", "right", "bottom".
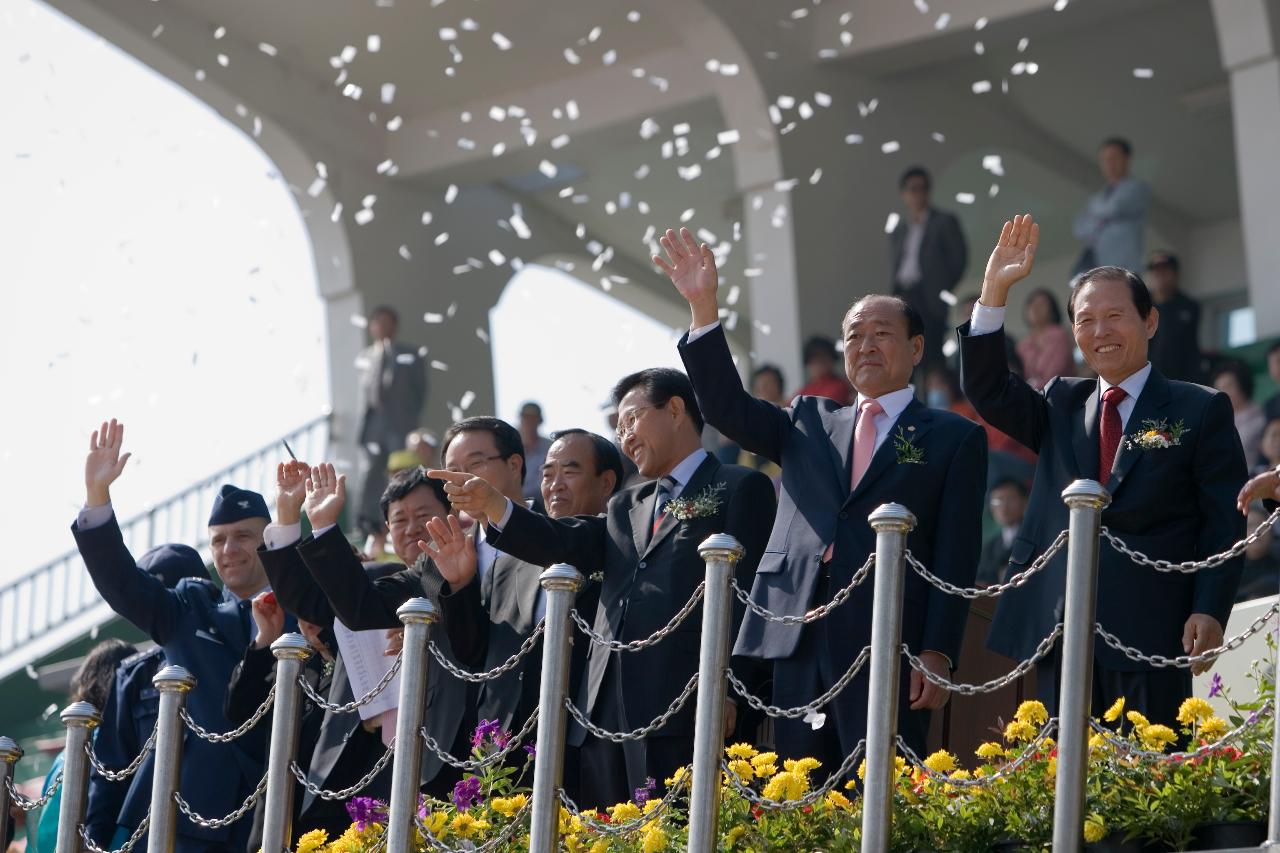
[{"left": 960, "top": 214, "right": 1246, "bottom": 728}]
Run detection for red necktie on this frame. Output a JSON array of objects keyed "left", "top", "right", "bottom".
[{"left": 1098, "top": 386, "right": 1127, "bottom": 483}]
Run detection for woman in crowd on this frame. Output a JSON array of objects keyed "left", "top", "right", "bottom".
[
  {"left": 1015, "top": 288, "right": 1075, "bottom": 390},
  {"left": 1213, "top": 360, "right": 1267, "bottom": 465}
]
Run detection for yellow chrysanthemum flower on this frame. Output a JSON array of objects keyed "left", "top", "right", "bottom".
[
  {"left": 923, "top": 750, "right": 957, "bottom": 774},
  {"left": 1015, "top": 700, "right": 1049, "bottom": 726},
  {"left": 726, "top": 826, "right": 747, "bottom": 847},
  {"left": 664, "top": 766, "right": 689, "bottom": 788},
  {"left": 296, "top": 829, "right": 328, "bottom": 853},
  {"left": 975, "top": 741, "right": 1005, "bottom": 760},
  {"left": 1140, "top": 724, "right": 1177, "bottom": 751},
  {"left": 974, "top": 766, "right": 988, "bottom": 778},
  {"left": 450, "top": 814, "right": 490, "bottom": 839},
  {"left": 609, "top": 802, "right": 642, "bottom": 823},
  {"left": 856, "top": 758, "right": 867, "bottom": 780},
  {"left": 1088, "top": 733, "right": 1107, "bottom": 752},
  {"left": 420, "top": 811, "right": 447, "bottom": 839},
  {"left": 1084, "top": 815, "right": 1108, "bottom": 844},
  {"left": 826, "top": 790, "right": 854, "bottom": 811},
  {"left": 1126, "top": 710, "right": 1150, "bottom": 730},
  {"left": 750, "top": 751, "right": 777, "bottom": 768},
  {"left": 896, "top": 755, "right": 907, "bottom": 776},
  {"left": 491, "top": 794, "right": 527, "bottom": 818},
  {"left": 1046, "top": 756, "right": 1058, "bottom": 777},
  {"left": 784, "top": 757, "right": 822, "bottom": 774},
  {"left": 762, "top": 770, "right": 809, "bottom": 801},
  {"left": 1103, "top": 697, "right": 1125, "bottom": 722},
  {"left": 950, "top": 769, "right": 971, "bottom": 781},
  {"left": 1177, "top": 697, "right": 1214, "bottom": 728},
  {"left": 1004, "top": 719, "right": 1036, "bottom": 743},
  {"left": 641, "top": 826, "right": 668, "bottom": 853},
  {"left": 726, "top": 742, "right": 758, "bottom": 760},
  {"left": 1199, "top": 716, "right": 1228, "bottom": 740},
  {"left": 589, "top": 841, "right": 610, "bottom": 853},
  {"left": 727, "top": 759, "right": 755, "bottom": 781}
]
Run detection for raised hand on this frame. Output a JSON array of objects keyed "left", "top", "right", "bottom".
[
  {"left": 275, "top": 460, "right": 310, "bottom": 526},
  {"left": 86, "top": 419, "right": 132, "bottom": 507},
  {"left": 418, "top": 514, "right": 478, "bottom": 589},
  {"left": 980, "top": 214, "right": 1040, "bottom": 307},
  {"left": 1237, "top": 469, "right": 1280, "bottom": 514},
  {"left": 304, "top": 463, "right": 347, "bottom": 530},
  {"left": 427, "top": 470, "right": 508, "bottom": 526},
  {"left": 653, "top": 227, "right": 720, "bottom": 328},
  {"left": 251, "top": 591, "right": 286, "bottom": 649}
]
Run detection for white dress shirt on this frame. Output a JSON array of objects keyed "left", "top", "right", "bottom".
[
  {"left": 854, "top": 386, "right": 918, "bottom": 454},
  {"left": 895, "top": 211, "right": 931, "bottom": 287}
]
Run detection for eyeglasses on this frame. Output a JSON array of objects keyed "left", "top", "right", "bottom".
[
  {"left": 446, "top": 454, "right": 508, "bottom": 476},
  {"left": 615, "top": 403, "right": 663, "bottom": 441}
]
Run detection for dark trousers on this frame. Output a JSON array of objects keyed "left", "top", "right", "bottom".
[{"left": 1036, "top": 651, "right": 1192, "bottom": 730}]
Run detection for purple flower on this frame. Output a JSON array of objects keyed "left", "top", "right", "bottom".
[
  {"left": 634, "top": 777, "right": 657, "bottom": 805},
  {"left": 493, "top": 727, "right": 512, "bottom": 750},
  {"left": 452, "top": 776, "right": 482, "bottom": 811},
  {"left": 346, "top": 796, "right": 388, "bottom": 830},
  {"left": 1209, "top": 673, "right": 1223, "bottom": 698},
  {"left": 471, "top": 719, "right": 501, "bottom": 749},
  {"left": 523, "top": 743, "right": 537, "bottom": 760},
  {"left": 417, "top": 793, "right": 429, "bottom": 821}
]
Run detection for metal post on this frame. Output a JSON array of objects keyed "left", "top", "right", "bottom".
[
  {"left": 860, "top": 503, "right": 917, "bottom": 853},
  {"left": 529, "top": 565, "right": 584, "bottom": 853},
  {"left": 1052, "top": 479, "right": 1110, "bottom": 853},
  {"left": 55, "top": 701, "right": 101, "bottom": 853},
  {"left": 0, "top": 736, "right": 21, "bottom": 848},
  {"left": 147, "top": 665, "right": 196, "bottom": 853},
  {"left": 687, "top": 533, "right": 746, "bottom": 853},
  {"left": 260, "top": 634, "right": 313, "bottom": 853},
  {"left": 1269, "top": 617, "right": 1280, "bottom": 845},
  {"left": 385, "top": 598, "right": 437, "bottom": 853}
]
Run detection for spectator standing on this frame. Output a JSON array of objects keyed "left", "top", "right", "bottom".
[
  {"left": 1263, "top": 342, "right": 1280, "bottom": 422},
  {"left": 517, "top": 402, "right": 552, "bottom": 504},
  {"left": 1073, "top": 137, "right": 1150, "bottom": 273},
  {"left": 1258, "top": 418, "right": 1280, "bottom": 475},
  {"left": 1016, "top": 289, "right": 1076, "bottom": 390},
  {"left": 977, "top": 479, "right": 1029, "bottom": 587},
  {"left": 1145, "top": 251, "right": 1204, "bottom": 383},
  {"left": 1212, "top": 361, "right": 1267, "bottom": 465},
  {"left": 794, "top": 336, "right": 855, "bottom": 405}
]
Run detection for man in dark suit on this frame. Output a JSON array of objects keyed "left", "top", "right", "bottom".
[
  {"left": 653, "top": 227, "right": 985, "bottom": 774},
  {"left": 434, "top": 370, "right": 776, "bottom": 807},
  {"left": 959, "top": 214, "right": 1247, "bottom": 727},
  {"left": 72, "top": 419, "right": 282, "bottom": 853},
  {"left": 1145, "top": 250, "right": 1203, "bottom": 383},
  {"left": 890, "top": 166, "right": 969, "bottom": 371},
  {"left": 977, "top": 478, "right": 1029, "bottom": 586}
]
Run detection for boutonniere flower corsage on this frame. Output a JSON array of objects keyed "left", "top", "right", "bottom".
[
  {"left": 664, "top": 482, "right": 727, "bottom": 521},
  {"left": 893, "top": 426, "right": 925, "bottom": 465},
  {"left": 1125, "top": 418, "right": 1189, "bottom": 451},
  {"left": 588, "top": 571, "right": 605, "bottom": 584}
]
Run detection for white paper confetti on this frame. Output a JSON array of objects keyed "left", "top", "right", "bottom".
[
  {"left": 551, "top": 134, "right": 571, "bottom": 149},
  {"left": 398, "top": 245, "right": 412, "bottom": 260},
  {"left": 809, "top": 168, "right": 822, "bottom": 184},
  {"left": 814, "top": 91, "right": 832, "bottom": 108},
  {"left": 445, "top": 184, "right": 458, "bottom": 204},
  {"left": 716, "top": 129, "right": 740, "bottom": 146},
  {"left": 955, "top": 192, "right": 976, "bottom": 205},
  {"left": 424, "top": 312, "right": 444, "bottom": 323},
  {"left": 881, "top": 140, "right": 900, "bottom": 154},
  {"left": 1133, "top": 68, "right": 1154, "bottom": 79},
  {"left": 367, "top": 35, "right": 381, "bottom": 53},
  {"left": 386, "top": 116, "right": 403, "bottom": 131},
  {"left": 1054, "top": 0, "right": 1068, "bottom": 9},
  {"left": 972, "top": 80, "right": 992, "bottom": 94},
  {"left": 885, "top": 212, "right": 900, "bottom": 234},
  {"left": 935, "top": 13, "right": 951, "bottom": 29},
  {"left": 434, "top": 232, "right": 449, "bottom": 245},
  {"left": 439, "top": 27, "right": 457, "bottom": 41},
  {"left": 491, "top": 32, "right": 512, "bottom": 51},
  {"left": 340, "top": 45, "right": 358, "bottom": 62},
  {"left": 538, "top": 160, "right": 558, "bottom": 178},
  {"left": 354, "top": 208, "right": 375, "bottom": 225},
  {"left": 489, "top": 249, "right": 506, "bottom": 266},
  {"left": 975, "top": 16, "right": 988, "bottom": 30},
  {"left": 845, "top": 133, "right": 863, "bottom": 144},
  {"left": 258, "top": 42, "right": 278, "bottom": 56},
  {"left": 931, "top": 132, "right": 946, "bottom": 143},
  {"left": 564, "top": 47, "right": 581, "bottom": 64}
]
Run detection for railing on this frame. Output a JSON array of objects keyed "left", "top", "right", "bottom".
[
  {"left": 0, "top": 416, "right": 329, "bottom": 681},
  {"left": 2, "top": 480, "right": 1277, "bottom": 853}
]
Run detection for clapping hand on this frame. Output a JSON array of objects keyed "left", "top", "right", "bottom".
[
  {"left": 980, "top": 214, "right": 1039, "bottom": 308},
  {"left": 276, "top": 460, "right": 310, "bottom": 526},
  {"left": 418, "top": 514, "right": 479, "bottom": 590},
  {"left": 1237, "top": 469, "right": 1280, "bottom": 514},
  {"left": 86, "top": 419, "right": 132, "bottom": 507},
  {"left": 653, "top": 227, "right": 720, "bottom": 328},
  {"left": 304, "top": 463, "right": 347, "bottom": 530}
]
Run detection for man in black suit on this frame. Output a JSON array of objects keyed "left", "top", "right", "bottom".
[
  {"left": 977, "top": 478, "right": 1029, "bottom": 586},
  {"left": 434, "top": 370, "right": 776, "bottom": 807},
  {"left": 959, "top": 214, "right": 1247, "bottom": 727},
  {"left": 654, "top": 227, "right": 986, "bottom": 774},
  {"left": 890, "top": 166, "right": 969, "bottom": 371}
]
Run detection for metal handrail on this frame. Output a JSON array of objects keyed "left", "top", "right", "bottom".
[{"left": 0, "top": 416, "right": 329, "bottom": 677}]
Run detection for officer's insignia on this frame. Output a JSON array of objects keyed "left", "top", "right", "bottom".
[{"left": 238, "top": 500, "right": 250, "bottom": 509}]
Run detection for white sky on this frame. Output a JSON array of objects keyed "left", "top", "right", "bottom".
[{"left": 0, "top": 0, "right": 329, "bottom": 579}]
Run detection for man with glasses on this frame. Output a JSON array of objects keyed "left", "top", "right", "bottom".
[{"left": 431, "top": 369, "right": 776, "bottom": 807}]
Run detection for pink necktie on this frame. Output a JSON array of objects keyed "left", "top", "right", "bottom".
[{"left": 824, "top": 398, "right": 885, "bottom": 562}]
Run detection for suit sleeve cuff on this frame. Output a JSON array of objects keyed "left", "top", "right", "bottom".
[
  {"left": 969, "top": 303, "right": 1006, "bottom": 336},
  {"left": 686, "top": 320, "right": 721, "bottom": 343},
  {"left": 263, "top": 522, "right": 303, "bottom": 551},
  {"left": 77, "top": 502, "right": 115, "bottom": 530}
]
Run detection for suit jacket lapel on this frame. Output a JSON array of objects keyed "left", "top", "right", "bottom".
[
  {"left": 846, "top": 399, "right": 932, "bottom": 505},
  {"left": 629, "top": 486, "right": 654, "bottom": 560},
  {"left": 1071, "top": 379, "right": 1100, "bottom": 480},
  {"left": 644, "top": 455, "right": 720, "bottom": 558},
  {"left": 1107, "top": 369, "right": 1172, "bottom": 494}
]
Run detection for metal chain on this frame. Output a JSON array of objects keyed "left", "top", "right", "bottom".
[
  {"left": 1095, "top": 601, "right": 1280, "bottom": 669},
  {"left": 570, "top": 583, "right": 704, "bottom": 652},
  {"left": 721, "top": 739, "right": 867, "bottom": 810},
  {"left": 428, "top": 620, "right": 546, "bottom": 683},
  {"left": 173, "top": 772, "right": 267, "bottom": 829},
  {"left": 79, "top": 813, "right": 150, "bottom": 853},
  {"left": 5, "top": 772, "right": 61, "bottom": 811},
  {"left": 289, "top": 743, "right": 396, "bottom": 801},
  {"left": 85, "top": 726, "right": 158, "bottom": 781},
  {"left": 417, "top": 796, "right": 532, "bottom": 853},
  {"left": 180, "top": 685, "right": 274, "bottom": 742},
  {"left": 558, "top": 766, "right": 691, "bottom": 836},
  {"left": 1088, "top": 701, "right": 1273, "bottom": 763},
  {"left": 566, "top": 672, "right": 699, "bottom": 743},
  {"left": 726, "top": 646, "right": 871, "bottom": 719},
  {"left": 906, "top": 529, "right": 1069, "bottom": 599},
  {"left": 895, "top": 720, "right": 1059, "bottom": 789},
  {"left": 298, "top": 653, "right": 403, "bottom": 713},
  {"left": 903, "top": 624, "right": 1063, "bottom": 695},
  {"left": 420, "top": 710, "right": 540, "bottom": 772},
  {"left": 731, "top": 552, "right": 876, "bottom": 625},
  {"left": 1101, "top": 508, "right": 1280, "bottom": 573}
]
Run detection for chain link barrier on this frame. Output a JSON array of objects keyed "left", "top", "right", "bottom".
[
  {"left": 180, "top": 686, "right": 274, "bottom": 743},
  {"left": 289, "top": 743, "right": 396, "bottom": 801},
  {"left": 721, "top": 739, "right": 867, "bottom": 810},
  {"left": 79, "top": 813, "right": 150, "bottom": 853},
  {"left": 298, "top": 654, "right": 403, "bottom": 714},
  {"left": 557, "top": 765, "right": 691, "bottom": 836},
  {"left": 731, "top": 553, "right": 876, "bottom": 625},
  {"left": 1096, "top": 601, "right": 1280, "bottom": 669},
  {"left": 565, "top": 673, "right": 698, "bottom": 743},
  {"left": 895, "top": 720, "right": 1059, "bottom": 789},
  {"left": 173, "top": 772, "right": 267, "bottom": 829},
  {"left": 417, "top": 796, "right": 532, "bottom": 853},
  {"left": 420, "top": 710, "right": 540, "bottom": 772},
  {"left": 85, "top": 726, "right": 157, "bottom": 782},
  {"left": 902, "top": 624, "right": 1063, "bottom": 695},
  {"left": 570, "top": 583, "right": 704, "bottom": 652},
  {"left": 727, "top": 646, "right": 871, "bottom": 719},
  {"left": 1087, "top": 701, "right": 1274, "bottom": 763},
  {"left": 907, "top": 529, "right": 1069, "bottom": 599},
  {"left": 5, "top": 772, "right": 60, "bottom": 811},
  {"left": 428, "top": 621, "right": 545, "bottom": 684},
  {"left": 1102, "top": 508, "right": 1280, "bottom": 574}
]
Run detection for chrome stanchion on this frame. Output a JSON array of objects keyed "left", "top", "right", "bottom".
[
  {"left": 859, "top": 503, "right": 916, "bottom": 853},
  {"left": 385, "top": 598, "right": 437, "bottom": 853},
  {"left": 528, "top": 564, "right": 584, "bottom": 853},
  {"left": 0, "top": 736, "right": 21, "bottom": 847},
  {"left": 260, "top": 634, "right": 313, "bottom": 853},
  {"left": 687, "top": 533, "right": 746, "bottom": 853},
  {"left": 1051, "top": 479, "right": 1110, "bottom": 853},
  {"left": 55, "top": 702, "right": 101, "bottom": 853},
  {"left": 147, "top": 665, "right": 196, "bottom": 853},
  {"left": 1269, "top": 614, "right": 1280, "bottom": 846}
]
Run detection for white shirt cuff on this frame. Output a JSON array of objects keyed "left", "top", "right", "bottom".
[
  {"left": 968, "top": 302, "right": 1006, "bottom": 336},
  {"left": 686, "top": 320, "right": 721, "bottom": 344},
  {"left": 263, "top": 522, "right": 303, "bottom": 551},
  {"left": 313, "top": 523, "right": 337, "bottom": 539},
  {"left": 489, "top": 499, "right": 515, "bottom": 532},
  {"left": 77, "top": 502, "right": 115, "bottom": 530}
]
